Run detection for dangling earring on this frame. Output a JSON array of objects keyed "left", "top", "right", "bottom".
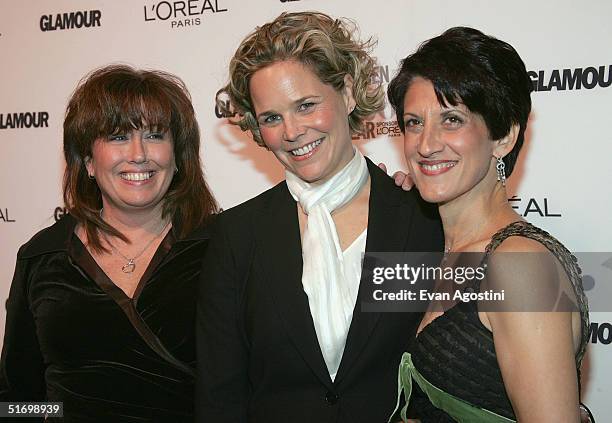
[
  {"left": 174, "top": 165, "right": 178, "bottom": 174},
  {"left": 495, "top": 156, "right": 506, "bottom": 186}
]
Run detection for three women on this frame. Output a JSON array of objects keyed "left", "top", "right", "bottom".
[{"left": 0, "top": 12, "right": 591, "bottom": 423}]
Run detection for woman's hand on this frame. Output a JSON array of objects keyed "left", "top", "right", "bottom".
[{"left": 377, "top": 163, "right": 414, "bottom": 191}]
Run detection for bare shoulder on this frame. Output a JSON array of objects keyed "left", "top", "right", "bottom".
[
  {"left": 481, "top": 232, "right": 564, "bottom": 320},
  {"left": 486, "top": 234, "right": 557, "bottom": 283}
]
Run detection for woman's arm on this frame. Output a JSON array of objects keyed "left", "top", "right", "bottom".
[
  {"left": 0, "top": 250, "right": 46, "bottom": 402},
  {"left": 484, "top": 237, "right": 580, "bottom": 422},
  {"left": 195, "top": 215, "right": 249, "bottom": 423}
]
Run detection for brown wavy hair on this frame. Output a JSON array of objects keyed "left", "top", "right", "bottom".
[
  {"left": 63, "top": 64, "right": 218, "bottom": 252},
  {"left": 217, "top": 11, "right": 384, "bottom": 147}
]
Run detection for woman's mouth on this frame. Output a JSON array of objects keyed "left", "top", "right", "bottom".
[
  {"left": 120, "top": 171, "right": 155, "bottom": 181},
  {"left": 419, "top": 161, "right": 457, "bottom": 176},
  {"left": 290, "top": 138, "right": 323, "bottom": 160}
]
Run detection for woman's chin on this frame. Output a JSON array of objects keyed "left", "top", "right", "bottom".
[{"left": 416, "top": 186, "right": 453, "bottom": 204}]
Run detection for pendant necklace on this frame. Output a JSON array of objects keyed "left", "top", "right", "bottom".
[
  {"left": 443, "top": 243, "right": 452, "bottom": 262},
  {"left": 100, "top": 210, "right": 171, "bottom": 274}
]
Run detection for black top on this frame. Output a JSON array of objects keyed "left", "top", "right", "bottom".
[
  {"left": 406, "top": 221, "right": 590, "bottom": 421},
  {"left": 0, "top": 214, "right": 209, "bottom": 422},
  {"left": 196, "top": 158, "right": 444, "bottom": 423}
]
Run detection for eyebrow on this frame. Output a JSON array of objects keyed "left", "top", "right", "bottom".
[
  {"left": 255, "top": 95, "right": 322, "bottom": 120},
  {"left": 402, "top": 107, "right": 468, "bottom": 119},
  {"left": 440, "top": 108, "right": 468, "bottom": 118}
]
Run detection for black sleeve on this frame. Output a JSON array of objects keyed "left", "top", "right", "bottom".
[
  {"left": 195, "top": 216, "right": 249, "bottom": 422},
  {"left": 0, "top": 250, "right": 46, "bottom": 404}
]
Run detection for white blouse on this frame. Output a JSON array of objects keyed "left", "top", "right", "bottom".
[{"left": 312, "top": 229, "right": 367, "bottom": 381}]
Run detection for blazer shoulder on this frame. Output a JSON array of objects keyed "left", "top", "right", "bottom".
[
  {"left": 217, "top": 180, "right": 289, "bottom": 223},
  {"left": 366, "top": 157, "right": 442, "bottom": 248},
  {"left": 210, "top": 180, "right": 292, "bottom": 246},
  {"left": 366, "top": 157, "right": 437, "bottom": 215}
]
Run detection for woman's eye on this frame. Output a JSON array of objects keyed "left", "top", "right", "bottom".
[
  {"left": 107, "top": 134, "right": 128, "bottom": 141},
  {"left": 298, "top": 102, "right": 315, "bottom": 112},
  {"left": 404, "top": 118, "right": 422, "bottom": 129},
  {"left": 444, "top": 115, "right": 464, "bottom": 126},
  {"left": 145, "top": 132, "right": 165, "bottom": 140},
  {"left": 262, "top": 115, "right": 281, "bottom": 125}
]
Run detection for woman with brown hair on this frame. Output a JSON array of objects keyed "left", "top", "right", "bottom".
[
  {"left": 0, "top": 64, "right": 218, "bottom": 422},
  {"left": 196, "top": 11, "right": 443, "bottom": 423}
]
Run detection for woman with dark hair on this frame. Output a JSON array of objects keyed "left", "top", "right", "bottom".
[
  {"left": 387, "top": 27, "right": 590, "bottom": 422},
  {"left": 196, "top": 11, "right": 443, "bottom": 423},
  {"left": 0, "top": 64, "right": 218, "bottom": 422}
]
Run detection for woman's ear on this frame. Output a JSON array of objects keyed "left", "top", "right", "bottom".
[
  {"left": 85, "top": 156, "right": 94, "bottom": 178},
  {"left": 342, "top": 74, "right": 356, "bottom": 114},
  {"left": 493, "top": 124, "right": 519, "bottom": 159}
]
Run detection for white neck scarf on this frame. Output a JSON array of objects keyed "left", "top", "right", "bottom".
[{"left": 285, "top": 149, "right": 369, "bottom": 379}]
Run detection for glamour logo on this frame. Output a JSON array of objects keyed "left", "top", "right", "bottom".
[
  {"left": 528, "top": 65, "right": 612, "bottom": 92},
  {"left": 214, "top": 103, "right": 236, "bottom": 119},
  {"left": 352, "top": 121, "right": 377, "bottom": 141},
  {"left": 508, "top": 196, "right": 561, "bottom": 218},
  {"left": 588, "top": 322, "right": 611, "bottom": 345},
  {"left": 0, "top": 112, "right": 49, "bottom": 129},
  {"left": 40, "top": 10, "right": 101, "bottom": 32},
  {"left": 214, "top": 92, "right": 236, "bottom": 119},
  {"left": 144, "top": 0, "right": 228, "bottom": 29},
  {"left": 352, "top": 63, "right": 401, "bottom": 140},
  {"left": 54, "top": 207, "right": 68, "bottom": 222},
  {"left": 370, "top": 64, "right": 391, "bottom": 85},
  {"left": 0, "top": 208, "right": 16, "bottom": 223}
]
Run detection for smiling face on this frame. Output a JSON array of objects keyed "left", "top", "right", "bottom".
[
  {"left": 85, "top": 128, "right": 176, "bottom": 214},
  {"left": 249, "top": 60, "right": 356, "bottom": 184},
  {"left": 402, "top": 77, "right": 501, "bottom": 204}
]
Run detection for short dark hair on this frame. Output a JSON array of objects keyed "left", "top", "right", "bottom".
[
  {"left": 63, "top": 64, "right": 218, "bottom": 251},
  {"left": 387, "top": 26, "right": 532, "bottom": 176}
]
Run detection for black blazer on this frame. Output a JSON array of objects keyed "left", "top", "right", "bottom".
[{"left": 196, "top": 158, "right": 443, "bottom": 423}]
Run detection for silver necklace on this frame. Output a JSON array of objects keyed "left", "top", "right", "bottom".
[{"left": 99, "top": 210, "right": 171, "bottom": 274}]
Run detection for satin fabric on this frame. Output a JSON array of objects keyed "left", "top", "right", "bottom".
[
  {"left": 285, "top": 150, "right": 369, "bottom": 379},
  {"left": 0, "top": 215, "right": 208, "bottom": 422}
]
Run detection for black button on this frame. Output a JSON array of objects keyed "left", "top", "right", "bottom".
[{"left": 325, "top": 390, "right": 339, "bottom": 405}]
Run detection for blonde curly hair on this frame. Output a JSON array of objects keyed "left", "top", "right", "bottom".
[{"left": 217, "top": 11, "right": 384, "bottom": 147}]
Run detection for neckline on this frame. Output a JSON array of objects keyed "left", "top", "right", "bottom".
[
  {"left": 342, "top": 228, "right": 367, "bottom": 254},
  {"left": 69, "top": 228, "right": 174, "bottom": 304},
  {"left": 416, "top": 221, "right": 528, "bottom": 339}
]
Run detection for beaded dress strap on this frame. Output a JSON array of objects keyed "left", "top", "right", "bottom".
[{"left": 479, "top": 221, "right": 589, "bottom": 365}]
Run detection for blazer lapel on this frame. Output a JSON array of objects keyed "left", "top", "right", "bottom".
[
  {"left": 335, "top": 158, "right": 416, "bottom": 384},
  {"left": 253, "top": 183, "right": 334, "bottom": 389}
]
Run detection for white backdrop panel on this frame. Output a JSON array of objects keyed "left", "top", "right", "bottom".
[{"left": 1, "top": 0, "right": 610, "bottom": 418}]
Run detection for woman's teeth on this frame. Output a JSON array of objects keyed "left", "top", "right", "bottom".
[
  {"left": 290, "top": 139, "right": 322, "bottom": 156},
  {"left": 121, "top": 172, "right": 153, "bottom": 181},
  {"left": 421, "top": 162, "right": 456, "bottom": 171}
]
